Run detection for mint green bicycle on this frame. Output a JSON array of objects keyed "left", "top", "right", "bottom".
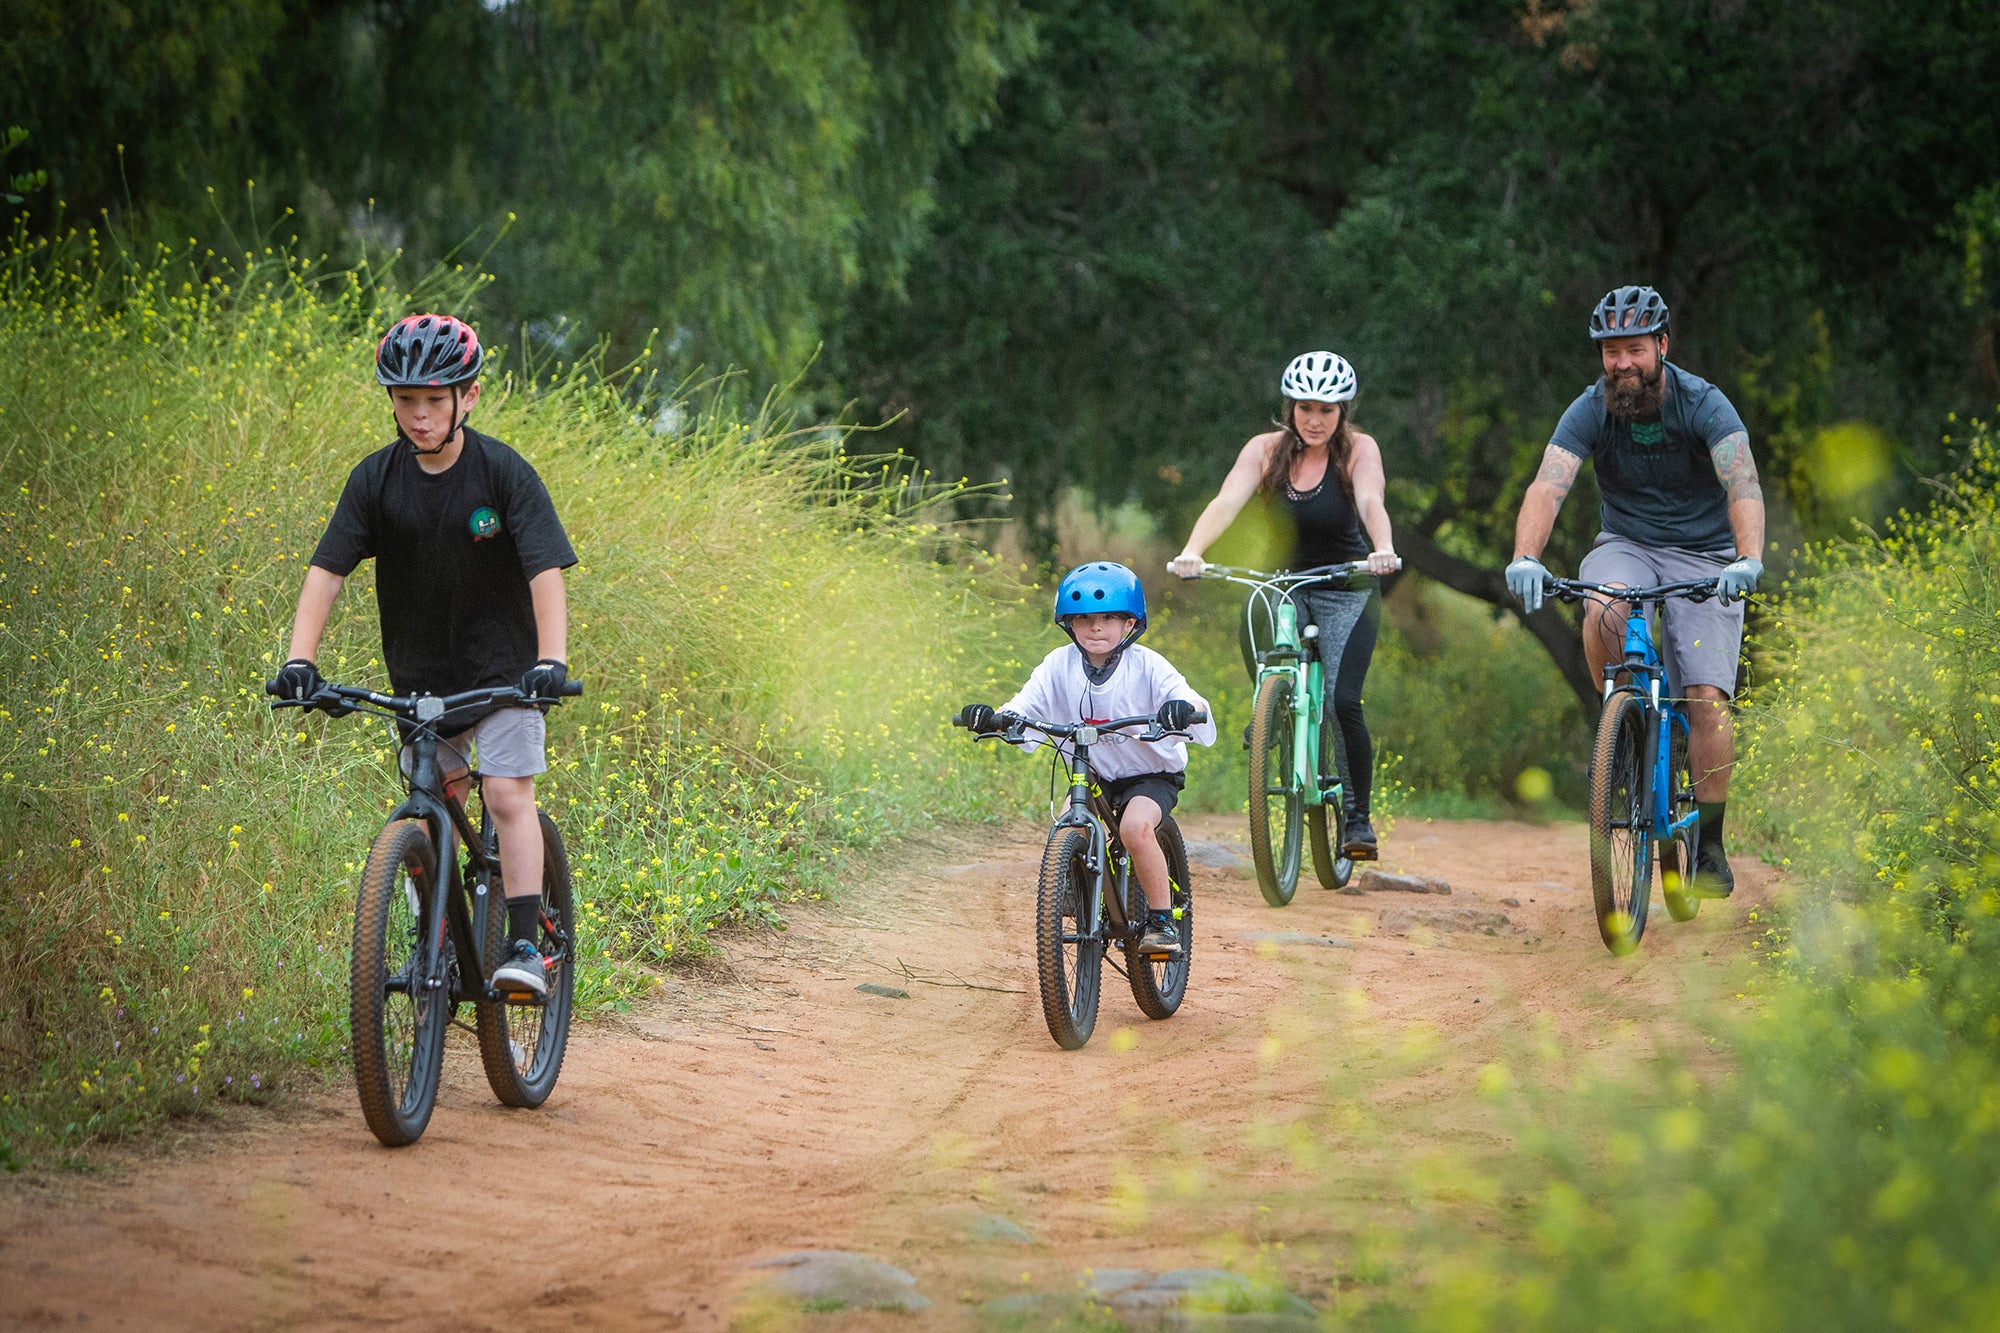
[{"left": 1182, "top": 561, "right": 1393, "bottom": 905}]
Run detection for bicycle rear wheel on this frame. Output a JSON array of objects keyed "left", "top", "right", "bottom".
[
  {"left": 1660, "top": 718, "right": 1700, "bottom": 923},
  {"left": 1247, "top": 673, "right": 1304, "bottom": 906},
  {"left": 1306, "top": 804, "right": 1354, "bottom": 891},
  {"left": 476, "top": 811, "right": 576, "bottom": 1108},
  {"left": 1127, "top": 816, "right": 1192, "bottom": 1019},
  {"left": 1036, "top": 825, "right": 1103, "bottom": 1050},
  {"left": 351, "top": 818, "right": 449, "bottom": 1147},
  {"left": 1589, "top": 692, "right": 1653, "bottom": 955}
]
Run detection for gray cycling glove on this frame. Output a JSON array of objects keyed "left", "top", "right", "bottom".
[
  {"left": 1505, "top": 556, "right": 1549, "bottom": 615},
  {"left": 1716, "top": 556, "right": 1763, "bottom": 606}
]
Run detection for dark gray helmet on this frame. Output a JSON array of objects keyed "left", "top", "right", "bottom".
[{"left": 1589, "top": 286, "right": 1670, "bottom": 340}]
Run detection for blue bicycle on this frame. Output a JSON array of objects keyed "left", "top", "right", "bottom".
[{"left": 1546, "top": 576, "right": 1727, "bottom": 955}]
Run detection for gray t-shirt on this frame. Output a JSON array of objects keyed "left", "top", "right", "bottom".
[{"left": 1548, "top": 362, "right": 1745, "bottom": 552}]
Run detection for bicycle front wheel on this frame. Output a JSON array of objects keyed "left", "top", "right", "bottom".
[
  {"left": 351, "top": 818, "right": 449, "bottom": 1147},
  {"left": 1127, "top": 816, "right": 1192, "bottom": 1020},
  {"left": 1589, "top": 692, "right": 1654, "bottom": 955},
  {"left": 1036, "top": 825, "right": 1104, "bottom": 1050},
  {"left": 1248, "top": 673, "right": 1304, "bottom": 906},
  {"left": 476, "top": 811, "right": 577, "bottom": 1108}
]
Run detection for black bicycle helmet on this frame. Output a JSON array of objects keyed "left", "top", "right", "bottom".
[
  {"left": 1588, "top": 286, "right": 1670, "bottom": 340},
  {"left": 375, "top": 314, "right": 485, "bottom": 387}
]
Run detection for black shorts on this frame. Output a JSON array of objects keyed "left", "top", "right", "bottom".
[{"left": 1101, "top": 771, "right": 1184, "bottom": 820}]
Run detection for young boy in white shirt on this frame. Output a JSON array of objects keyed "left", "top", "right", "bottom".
[{"left": 960, "top": 562, "right": 1216, "bottom": 954}]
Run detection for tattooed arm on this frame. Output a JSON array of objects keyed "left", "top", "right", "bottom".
[
  {"left": 1708, "top": 429, "right": 1766, "bottom": 560},
  {"left": 1513, "top": 445, "right": 1583, "bottom": 561}
]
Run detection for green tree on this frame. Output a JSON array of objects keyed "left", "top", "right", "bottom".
[
  {"left": 0, "top": 0, "right": 1034, "bottom": 386},
  {"left": 838, "top": 0, "right": 2000, "bottom": 711}
]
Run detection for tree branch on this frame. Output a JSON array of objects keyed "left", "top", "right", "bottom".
[{"left": 1396, "top": 526, "right": 1600, "bottom": 715}]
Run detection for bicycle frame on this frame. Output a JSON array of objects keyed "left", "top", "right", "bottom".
[
  {"left": 1610, "top": 602, "right": 1700, "bottom": 854},
  {"left": 392, "top": 701, "right": 505, "bottom": 1008},
  {"left": 1194, "top": 563, "right": 1382, "bottom": 809},
  {"left": 994, "top": 716, "right": 1171, "bottom": 946},
  {"left": 1554, "top": 578, "right": 1719, "bottom": 856},
  {"left": 274, "top": 682, "right": 576, "bottom": 1008}
]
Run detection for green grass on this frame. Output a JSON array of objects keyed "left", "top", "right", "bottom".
[
  {"left": 1343, "top": 415, "right": 2000, "bottom": 1331},
  {"left": 0, "top": 224, "right": 1037, "bottom": 1163}
]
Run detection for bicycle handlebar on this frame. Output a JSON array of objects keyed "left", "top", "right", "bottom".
[
  {"left": 1544, "top": 576, "right": 1728, "bottom": 606},
  {"left": 1170, "top": 558, "right": 1400, "bottom": 585},
  {"left": 265, "top": 678, "right": 583, "bottom": 718},
  {"left": 952, "top": 709, "right": 1208, "bottom": 744}
]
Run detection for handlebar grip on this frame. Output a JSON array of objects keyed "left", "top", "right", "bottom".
[
  {"left": 951, "top": 709, "right": 970, "bottom": 729},
  {"left": 1191, "top": 708, "right": 1209, "bottom": 725},
  {"left": 263, "top": 678, "right": 283, "bottom": 698},
  {"left": 559, "top": 679, "right": 583, "bottom": 697}
]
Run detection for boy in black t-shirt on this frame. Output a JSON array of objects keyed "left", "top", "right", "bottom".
[{"left": 276, "top": 314, "right": 577, "bottom": 996}]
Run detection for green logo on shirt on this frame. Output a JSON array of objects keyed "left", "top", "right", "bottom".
[
  {"left": 1629, "top": 421, "right": 1665, "bottom": 446},
  {"left": 468, "top": 506, "right": 502, "bottom": 540}
]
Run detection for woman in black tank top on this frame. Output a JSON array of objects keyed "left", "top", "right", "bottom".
[{"left": 1169, "top": 352, "right": 1399, "bottom": 858}]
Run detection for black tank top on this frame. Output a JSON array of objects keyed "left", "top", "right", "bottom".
[{"left": 1282, "top": 457, "right": 1368, "bottom": 566}]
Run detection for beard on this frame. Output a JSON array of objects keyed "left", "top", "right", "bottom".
[{"left": 1602, "top": 362, "right": 1665, "bottom": 421}]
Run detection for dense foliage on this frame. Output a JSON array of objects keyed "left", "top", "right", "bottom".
[
  {"left": 0, "top": 230, "right": 1034, "bottom": 1165},
  {"left": 0, "top": 0, "right": 1034, "bottom": 384},
  {"left": 833, "top": 0, "right": 2000, "bottom": 703}
]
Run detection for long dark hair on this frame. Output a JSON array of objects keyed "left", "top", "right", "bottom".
[{"left": 1260, "top": 400, "right": 1356, "bottom": 496}]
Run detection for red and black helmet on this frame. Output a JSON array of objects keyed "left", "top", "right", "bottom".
[{"left": 375, "top": 314, "right": 485, "bottom": 387}]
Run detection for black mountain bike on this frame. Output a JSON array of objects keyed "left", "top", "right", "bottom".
[
  {"left": 268, "top": 678, "right": 581, "bottom": 1146},
  {"left": 954, "top": 708, "right": 1205, "bottom": 1050}
]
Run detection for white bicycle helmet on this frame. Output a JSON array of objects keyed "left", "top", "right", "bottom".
[{"left": 1280, "top": 351, "right": 1357, "bottom": 404}]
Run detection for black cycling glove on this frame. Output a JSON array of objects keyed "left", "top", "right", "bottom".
[
  {"left": 521, "top": 658, "right": 569, "bottom": 699},
  {"left": 274, "top": 658, "right": 323, "bottom": 702},
  {"left": 957, "top": 703, "right": 997, "bottom": 733},
  {"left": 1156, "top": 699, "right": 1200, "bottom": 732}
]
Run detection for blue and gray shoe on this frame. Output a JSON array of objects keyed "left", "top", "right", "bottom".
[{"left": 492, "top": 939, "right": 549, "bottom": 997}]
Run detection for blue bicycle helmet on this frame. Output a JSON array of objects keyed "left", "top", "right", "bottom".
[{"left": 1055, "top": 562, "right": 1147, "bottom": 635}]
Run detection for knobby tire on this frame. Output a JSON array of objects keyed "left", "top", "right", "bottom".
[
  {"left": 351, "top": 819, "right": 449, "bottom": 1147},
  {"left": 1589, "top": 692, "right": 1653, "bottom": 955},
  {"left": 1126, "top": 816, "right": 1193, "bottom": 1019},
  {"left": 476, "top": 811, "right": 577, "bottom": 1107},
  {"left": 1036, "top": 825, "right": 1103, "bottom": 1050},
  {"left": 1248, "top": 673, "right": 1304, "bottom": 907}
]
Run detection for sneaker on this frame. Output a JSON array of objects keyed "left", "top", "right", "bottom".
[
  {"left": 491, "top": 938, "right": 549, "bottom": 997},
  {"left": 1241, "top": 723, "right": 1252, "bottom": 751},
  {"left": 1138, "top": 912, "right": 1182, "bottom": 956},
  {"left": 1692, "top": 840, "right": 1736, "bottom": 899},
  {"left": 1344, "top": 817, "right": 1379, "bottom": 860}
]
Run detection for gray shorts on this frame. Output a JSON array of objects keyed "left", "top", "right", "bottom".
[
  {"left": 1578, "top": 534, "right": 1745, "bottom": 696},
  {"left": 399, "top": 706, "right": 548, "bottom": 780}
]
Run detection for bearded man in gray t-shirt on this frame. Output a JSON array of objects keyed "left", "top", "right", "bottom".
[{"left": 1504, "top": 285, "right": 1765, "bottom": 896}]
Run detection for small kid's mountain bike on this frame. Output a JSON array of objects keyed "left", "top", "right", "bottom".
[
  {"left": 953, "top": 708, "right": 1206, "bottom": 1050},
  {"left": 268, "top": 677, "right": 581, "bottom": 1146},
  {"left": 1544, "top": 575, "right": 1734, "bottom": 955},
  {"left": 1180, "top": 560, "right": 1396, "bottom": 906}
]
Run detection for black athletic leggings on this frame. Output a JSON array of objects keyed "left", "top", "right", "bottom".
[{"left": 1238, "top": 586, "right": 1382, "bottom": 820}]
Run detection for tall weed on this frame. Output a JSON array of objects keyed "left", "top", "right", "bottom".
[
  {"left": 0, "top": 225, "right": 1034, "bottom": 1162},
  {"left": 1357, "top": 417, "right": 2000, "bottom": 1330}
]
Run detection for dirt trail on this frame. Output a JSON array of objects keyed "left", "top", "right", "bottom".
[{"left": 0, "top": 815, "right": 1773, "bottom": 1329}]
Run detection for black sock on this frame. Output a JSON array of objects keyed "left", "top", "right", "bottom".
[
  {"left": 507, "top": 896, "right": 540, "bottom": 944},
  {"left": 1698, "top": 801, "right": 1726, "bottom": 850}
]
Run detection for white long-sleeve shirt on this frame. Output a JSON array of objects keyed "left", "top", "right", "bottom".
[{"left": 999, "top": 643, "right": 1216, "bottom": 780}]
